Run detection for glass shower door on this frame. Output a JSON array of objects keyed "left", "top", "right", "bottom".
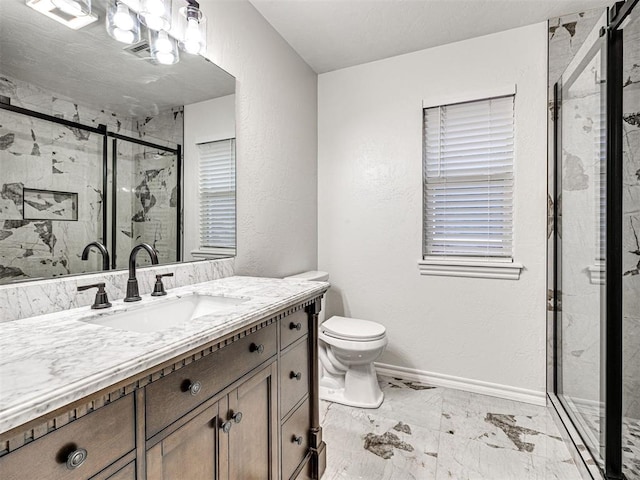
[
  {"left": 111, "top": 136, "right": 180, "bottom": 270},
  {"left": 556, "top": 14, "right": 608, "bottom": 469}
]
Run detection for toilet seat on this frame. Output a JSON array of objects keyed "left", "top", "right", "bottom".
[{"left": 321, "top": 316, "right": 386, "bottom": 342}]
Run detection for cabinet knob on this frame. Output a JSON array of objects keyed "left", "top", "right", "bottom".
[
  {"left": 221, "top": 421, "right": 233, "bottom": 434},
  {"left": 250, "top": 343, "right": 264, "bottom": 354},
  {"left": 232, "top": 411, "right": 243, "bottom": 424},
  {"left": 290, "top": 371, "right": 302, "bottom": 381},
  {"left": 292, "top": 435, "right": 303, "bottom": 445},
  {"left": 187, "top": 380, "right": 202, "bottom": 396},
  {"left": 289, "top": 322, "right": 302, "bottom": 331},
  {"left": 66, "top": 448, "right": 88, "bottom": 470}
]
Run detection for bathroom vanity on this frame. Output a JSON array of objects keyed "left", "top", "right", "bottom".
[{"left": 0, "top": 276, "right": 329, "bottom": 480}]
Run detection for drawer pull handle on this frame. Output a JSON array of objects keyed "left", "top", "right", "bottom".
[
  {"left": 250, "top": 343, "right": 264, "bottom": 354},
  {"left": 66, "top": 448, "right": 88, "bottom": 470},
  {"left": 187, "top": 380, "right": 202, "bottom": 396},
  {"left": 289, "top": 322, "right": 302, "bottom": 331},
  {"left": 221, "top": 421, "right": 233, "bottom": 434},
  {"left": 292, "top": 435, "right": 303, "bottom": 445},
  {"left": 232, "top": 411, "right": 243, "bottom": 424},
  {"left": 290, "top": 371, "right": 302, "bottom": 381}
]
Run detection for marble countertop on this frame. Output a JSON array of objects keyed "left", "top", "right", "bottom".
[{"left": 0, "top": 275, "right": 329, "bottom": 435}]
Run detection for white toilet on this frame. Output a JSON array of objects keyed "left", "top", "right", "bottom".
[{"left": 284, "top": 271, "right": 388, "bottom": 409}]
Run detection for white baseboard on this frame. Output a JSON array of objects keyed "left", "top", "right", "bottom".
[{"left": 374, "top": 362, "right": 546, "bottom": 407}]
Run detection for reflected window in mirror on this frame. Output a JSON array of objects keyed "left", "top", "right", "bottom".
[{"left": 196, "top": 139, "right": 236, "bottom": 258}]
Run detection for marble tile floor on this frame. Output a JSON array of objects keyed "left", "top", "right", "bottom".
[{"left": 320, "top": 376, "right": 583, "bottom": 480}]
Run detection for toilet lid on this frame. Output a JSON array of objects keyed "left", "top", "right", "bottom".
[{"left": 321, "top": 316, "right": 386, "bottom": 342}]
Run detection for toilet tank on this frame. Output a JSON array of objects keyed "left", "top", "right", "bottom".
[
  {"left": 284, "top": 271, "right": 329, "bottom": 323},
  {"left": 284, "top": 270, "right": 329, "bottom": 282}
]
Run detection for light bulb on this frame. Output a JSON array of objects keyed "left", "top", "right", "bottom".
[
  {"left": 113, "top": 2, "right": 134, "bottom": 30},
  {"left": 155, "top": 31, "right": 173, "bottom": 53},
  {"left": 183, "top": 17, "right": 201, "bottom": 54},
  {"left": 113, "top": 27, "right": 135, "bottom": 43},
  {"left": 155, "top": 51, "right": 176, "bottom": 65}
]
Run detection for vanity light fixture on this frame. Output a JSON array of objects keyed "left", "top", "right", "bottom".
[
  {"left": 149, "top": 29, "right": 179, "bottom": 65},
  {"left": 26, "top": 0, "right": 98, "bottom": 30},
  {"left": 106, "top": 0, "right": 141, "bottom": 44},
  {"left": 178, "top": 1, "right": 206, "bottom": 55},
  {"left": 138, "top": 0, "right": 172, "bottom": 31}
]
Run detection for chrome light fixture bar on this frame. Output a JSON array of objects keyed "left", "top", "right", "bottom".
[
  {"left": 178, "top": 1, "right": 206, "bottom": 55},
  {"left": 26, "top": 0, "right": 206, "bottom": 64}
]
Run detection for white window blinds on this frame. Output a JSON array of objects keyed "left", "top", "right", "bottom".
[
  {"left": 423, "top": 95, "right": 515, "bottom": 258},
  {"left": 198, "top": 138, "right": 236, "bottom": 249}
]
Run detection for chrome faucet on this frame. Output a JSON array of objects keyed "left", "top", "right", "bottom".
[
  {"left": 81, "top": 241, "right": 110, "bottom": 271},
  {"left": 124, "top": 243, "right": 159, "bottom": 302}
]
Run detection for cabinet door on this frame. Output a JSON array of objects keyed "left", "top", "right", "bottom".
[
  {"left": 103, "top": 462, "right": 136, "bottom": 480},
  {"left": 146, "top": 401, "right": 224, "bottom": 480},
  {"left": 227, "top": 363, "right": 278, "bottom": 480}
]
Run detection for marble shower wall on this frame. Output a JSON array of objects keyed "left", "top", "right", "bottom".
[
  {"left": 622, "top": 13, "right": 640, "bottom": 423},
  {"left": 0, "top": 74, "right": 183, "bottom": 282},
  {"left": 546, "top": 7, "right": 605, "bottom": 409}
]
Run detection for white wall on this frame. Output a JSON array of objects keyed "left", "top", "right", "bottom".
[
  {"left": 198, "top": 0, "right": 318, "bottom": 277},
  {"left": 184, "top": 94, "right": 236, "bottom": 259},
  {"left": 318, "top": 23, "right": 548, "bottom": 394}
]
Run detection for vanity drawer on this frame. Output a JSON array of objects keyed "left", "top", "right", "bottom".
[
  {"left": 280, "top": 337, "right": 309, "bottom": 417},
  {"left": 281, "top": 398, "right": 311, "bottom": 480},
  {"left": 146, "top": 322, "right": 277, "bottom": 438},
  {"left": 0, "top": 394, "right": 135, "bottom": 480},
  {"left": 280, "top": 310, "right": 308, "bottom": 350}
]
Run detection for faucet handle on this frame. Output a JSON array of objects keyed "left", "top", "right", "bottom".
[
  {"left": 151, "top": 273, "right": 174, "bottom": 297},
  {"left": 77, "top": 282, "right": 112, "bottom": 309}
]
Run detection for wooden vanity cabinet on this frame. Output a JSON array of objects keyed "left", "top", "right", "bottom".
[
  {"left": 0, "top": 297, "right": 326, "bottom": 480},
  {"left": 0, "top": 394, "right": 135, "bottom": 480},
  {"left": 146, "top": 363, "right": 278, "bottom": 480}
]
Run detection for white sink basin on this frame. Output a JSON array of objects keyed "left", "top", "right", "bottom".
[{"left": 80, "top": 294, "right": 249, "bottom": 333}]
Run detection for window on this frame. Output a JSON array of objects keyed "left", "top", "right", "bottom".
[
  {"left": 421, "top": 94, "right": 522, "bottom": 279},
  {"left": 197, "top": 138, "right": 236, "bottom": 251}
]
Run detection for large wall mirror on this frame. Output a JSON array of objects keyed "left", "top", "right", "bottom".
[{"left": 0, "top": 0, "right": 236, "bottom": 285}]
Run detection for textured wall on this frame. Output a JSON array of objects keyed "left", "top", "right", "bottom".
[
  {"left": 318, "top": 23, "right": 548, "bottom": 393},
  {"left": 199, "top": 0, "right": 318, "bottom": 278}
]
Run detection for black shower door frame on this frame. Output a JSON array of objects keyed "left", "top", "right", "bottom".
[
  {"left": 0, "top": 98, "right": 183, "bottom": 270},
  {"left": 550, "top": 1, "right": 638, "bottom": 479}
]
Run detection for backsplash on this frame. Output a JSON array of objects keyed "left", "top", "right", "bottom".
[{"left": 0, "top": 257, "right": 234, "bottom": 323}]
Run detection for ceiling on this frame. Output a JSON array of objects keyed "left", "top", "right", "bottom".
[{"left": 249, "top": 0, "right": 612, "bottom": 73}]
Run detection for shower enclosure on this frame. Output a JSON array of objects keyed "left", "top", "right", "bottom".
[
  {"left": 0, "top": 99, "right": 182, "bottom": 282},
  {"left": 548, "top": 1, "right": 639, "bottom": 479}
]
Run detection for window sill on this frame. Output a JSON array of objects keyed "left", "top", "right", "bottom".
[
  {"left": 191, "top": 248, "right": 236, "bottom": 259},
  {"left": 418, "top": 258, "right": 524, "bottom": 280}
]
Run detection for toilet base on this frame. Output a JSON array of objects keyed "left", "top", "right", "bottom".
[
  {"left": 319, "top": 363, "right": 384, "bottom": 409},
  {"left": 319, "top": 384, "right": 384, "bottom": 409}
]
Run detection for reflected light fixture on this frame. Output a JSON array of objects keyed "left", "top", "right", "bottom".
[
  {"left": 149, "top": 29, "right": 179, "bottom": 65},
  {"left": 26, "top": 0, "right": 98, "bottom": 29},
  {"left": 179, "top": 2, "right": 206, "bottom": 55},
  {"left": 106, "top": 0, "right": 140, "bottom": 44},
  {"left": 138, "top": 0, "right": 171, "bottom": 31}
]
